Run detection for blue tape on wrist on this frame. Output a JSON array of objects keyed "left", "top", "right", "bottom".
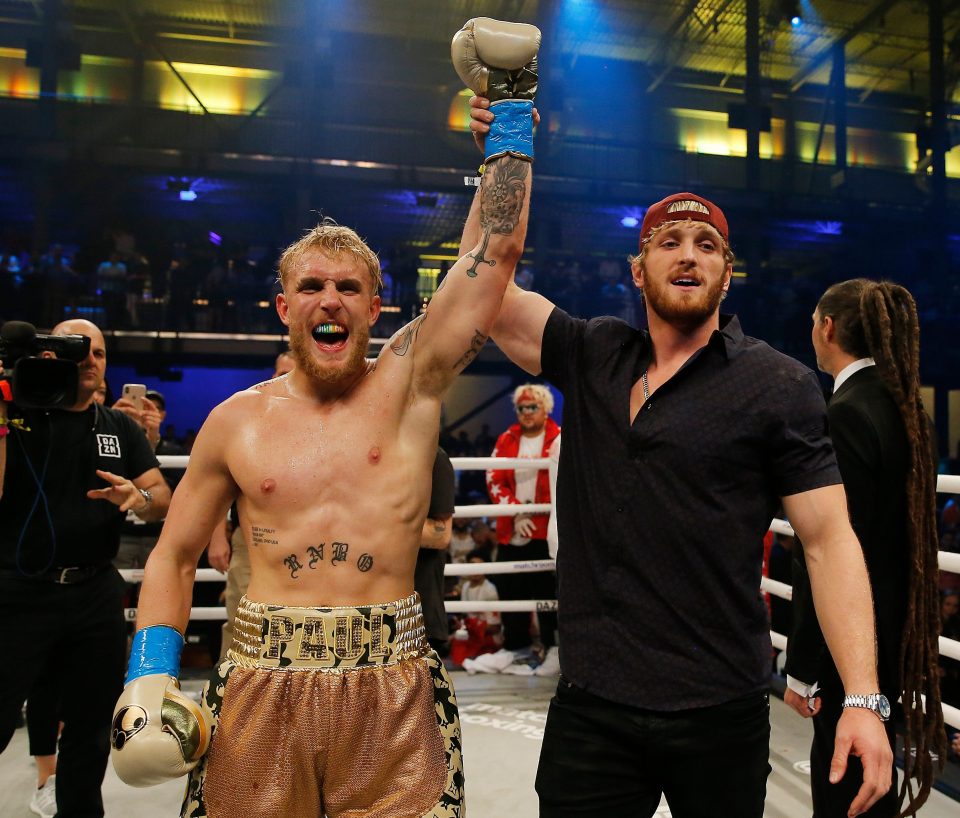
[
  {"left": 485, "top": 99, "right": 534, "bottom": 162},
  {"left": 126, "top": 625, "right": 183, "bottom": 684}
]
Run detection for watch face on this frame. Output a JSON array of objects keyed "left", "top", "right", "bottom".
[{"left": 877, "top": 695, "right": 891, "bottom": 720}]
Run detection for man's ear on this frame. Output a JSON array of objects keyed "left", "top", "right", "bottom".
[
  {"left": 821, "top": 315, "right": 835, "bottom": 343},
  {"left": 276, "top": 292, "right": 290, "bottom": 327},
  {"left": 369, "top": 294, "right": 381, "bottom": 326}
]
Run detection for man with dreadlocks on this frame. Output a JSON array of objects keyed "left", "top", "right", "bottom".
[{"left": 785, "top": 278, "right": 944, "bottom": 817}]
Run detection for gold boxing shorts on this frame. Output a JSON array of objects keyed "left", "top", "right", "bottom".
[{"left": 181, "top": 592, "right": 464, "bottom": 818}]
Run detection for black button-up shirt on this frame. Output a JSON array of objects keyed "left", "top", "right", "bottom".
[{"left": 541, "top": 308, "right": 841, "bottom": 710}]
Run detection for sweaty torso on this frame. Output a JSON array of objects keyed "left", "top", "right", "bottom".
[{"left": 224, "top": 357, "right": 439, "bottom": 607}]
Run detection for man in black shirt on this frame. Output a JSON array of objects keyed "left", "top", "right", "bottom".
[
  {"left": 0, "top": 318, "right": 170, "bottom": 818},
  {"left": 468, "top": 109, "right": 893, "bottom": 818}
]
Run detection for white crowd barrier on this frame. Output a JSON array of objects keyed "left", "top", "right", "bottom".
[{"left": 147, "top": 454, "right": 960, "bottom": 728}]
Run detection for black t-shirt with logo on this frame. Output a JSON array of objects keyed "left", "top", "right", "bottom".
[{"left": 0, "top": 404, "right": 159, "bottom": 571}]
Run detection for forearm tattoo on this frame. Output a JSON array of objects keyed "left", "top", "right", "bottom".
[
  {"left": 466, "top": 157, "right": 529, "bottom": 278},
  {"left": 389, "top": 312, "right": 426, "bottom": 357},
  {"left": 281, "top": 541, "right": 375, "bottom": 578},
  {"left": 453, "top": 329, "right": 487, "bottom": 370},
  {"left": 251, "top": 526, "right": 278, "bottom": 547}
]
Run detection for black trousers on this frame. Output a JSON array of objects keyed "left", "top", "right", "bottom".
[
  {"left": 495, "top": 539, "right": 557, "bottom": 651},
  {"left": 0, "top": 567, "right": 126, "bottom": 818},
  {"left": 536, "top": 677, "right": 771, "bottom": 817},
  {"left": 810, "top": 691, "right": 898, "bottom": 817}
]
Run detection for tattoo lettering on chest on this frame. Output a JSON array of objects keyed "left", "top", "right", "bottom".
[
  {"left": 453, "top": 330, "right": 488, "bottom": 370},
  {"left": 331, "top": 541, "right": 349, "bottom": 566},
  {"left": 283, "top": 542, "right": 374, "bottom": 576},
  {"left": 251, "top": 526, "right": 278, "bottom": 547},
  {"left": 283, "top": 554, "right": 303, "bottom": 579},
  {"left": 389, "top": 313, "right": 426, "bottom": 357}
]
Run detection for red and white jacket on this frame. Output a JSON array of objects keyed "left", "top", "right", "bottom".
[{"left": 485, "top": 418, "right": 561, "bottom": 545}]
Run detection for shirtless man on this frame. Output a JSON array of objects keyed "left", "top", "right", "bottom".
[{"left": 109, "top": 18, "right": 539, "bottom": 818}]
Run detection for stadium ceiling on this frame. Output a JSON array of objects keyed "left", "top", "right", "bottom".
[{"left": 1, "top": 0, "right": 958, "bottom": 102}]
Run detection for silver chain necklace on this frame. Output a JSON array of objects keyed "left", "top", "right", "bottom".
[{"left": 642, "top": 370, "right": 650, "bottom": 401}]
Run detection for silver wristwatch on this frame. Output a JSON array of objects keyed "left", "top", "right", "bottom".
[
  {"left": 136, "top": 488, "right": 153, "bottom": 513},
  {"left": 841, "top": 693, "right": 891, "bottom": 721}
]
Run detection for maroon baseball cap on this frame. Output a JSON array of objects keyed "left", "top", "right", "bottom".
[{"left": 639, "top": 192, "right": 728, "bottom": 249}]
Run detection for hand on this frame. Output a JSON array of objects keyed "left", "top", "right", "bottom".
[
  {"left": 139, "top": 397, "right": 162, "bottom": 449},
  {"left": 830, "top": 707, "right": 893, "bottom": 817},
  {"left": 514, "top": 515, "right": 536, "bottom": 538},
  {"left": 87, "top": 469, "right": 147, "bottom": 512},
  {"left": 784, "top": 688, "right": 821, "bottom": 718},
  {"left": 207, "top": 527, "right": 232, "bottom": 573},
  {"left": 469, "top": 96, "right": 540, "bottom": 154}
]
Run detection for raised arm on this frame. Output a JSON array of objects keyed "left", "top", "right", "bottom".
[
  {"left": 782, "top": 484, "right": 893, "bottom": 815},
  {"left": 394, "top": 19, "right": 539, "bottom": 397},
  {"left": 467, "top": 96, "right": 554, "bottom": 375}
]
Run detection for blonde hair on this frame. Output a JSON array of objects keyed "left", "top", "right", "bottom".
[
  {"left": 277, "top": 218, "right": 383, "bottom": 293},
  {"left": 512, "top": 383, "right": 554, "bottom": 414}
]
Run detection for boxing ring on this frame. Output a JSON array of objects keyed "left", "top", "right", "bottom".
[{"left": 124, "top": 455, "right": 960, "bottom": 733}]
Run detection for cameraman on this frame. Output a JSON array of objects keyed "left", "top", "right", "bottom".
[{"left": 0, "top": 318, "right": 170, "bottom": 818}]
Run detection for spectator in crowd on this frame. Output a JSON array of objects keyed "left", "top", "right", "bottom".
[
  {"left": 486, "top": 383, "right": 560, "bottom": 658},
  {"left": 415, "top": 447, "right": 456, "bottom": 655},
  {"left": 455, "top": 548, "right": 503, "bottom": 660},
  {"left": 468, "top": 520, "right": 497, "bottom": 563},
  {"left": 449, "top": 518, "right": 475, "bottom": 564},
  {"left": 474, "top": 423, "right": 496, "bottom": 456},
  {"left": 96, "top": 252, "right": 127, "bottom": 329},
  {"left": 0, "top": 318, "right": 171, "bottom": 818},
  {"left": 113, "top": 389, "right": 185, "bottom": 608},
  {"left": 940, "top": 591, "right": 960, "bottom": 707}
]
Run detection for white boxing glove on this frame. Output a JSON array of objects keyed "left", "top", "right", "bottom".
[
  {"left": 111, "top": 625, "right": 211, "bottom": 787},
  {"left": 452, "top": 17, "right": 541, "bottom": 161}
]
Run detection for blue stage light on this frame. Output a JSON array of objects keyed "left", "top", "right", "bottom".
[
  {"left": 790, "top": 15, "right": 802, "bottom": 26},
  {"left": 621, "top": 216, "right": 639, "bottom": 228},
  {"left": 179, "top": 189, "right": 197, "bottom": 202}
]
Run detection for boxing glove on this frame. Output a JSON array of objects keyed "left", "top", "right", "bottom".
[
  {"left": 111, "top": 625, "right": 211, "bottom": 787},
  {"left": 451, "top": 17, "right": 541, "bottom": 162}
]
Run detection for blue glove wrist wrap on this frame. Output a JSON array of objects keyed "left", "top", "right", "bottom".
[
  {"left": 485, "top": 99, "right": 534, "bottom": 162},
  {"left": 126, "top": 625, "right": 183, "bottom": 684}
]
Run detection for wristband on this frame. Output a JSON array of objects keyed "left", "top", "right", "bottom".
[
  {"left": 126, "top": 624, "right": 184, "bottom": 684},
  {"left": 485, "top": 99, "right": 534, "bottom": 162}
]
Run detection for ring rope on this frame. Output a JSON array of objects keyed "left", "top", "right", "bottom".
[{"left": 145, "top": 455, "right": 960, "bottom": 727}]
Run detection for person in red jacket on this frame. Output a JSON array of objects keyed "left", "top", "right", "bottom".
[{"left": 486, "top": 383, "right": 561, "bottom": 656}]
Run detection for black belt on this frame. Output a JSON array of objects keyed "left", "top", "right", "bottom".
[{"left": 0, "top": 562, "right": 111, "bottom": 584}]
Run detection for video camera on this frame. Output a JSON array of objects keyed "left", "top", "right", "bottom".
[{"left": 0, "top": 321, "right": 91, "bottom": 409}]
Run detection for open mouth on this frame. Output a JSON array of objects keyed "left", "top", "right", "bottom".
[
  {"left": 671, "top": 276, "right": 701, "bottom": 289},
  {"left": 311, "top": 322, "right": 349, "bottom": 349}
]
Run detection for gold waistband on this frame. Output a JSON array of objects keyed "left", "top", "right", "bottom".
[{"left": 228, "top": 592, "right": 428, "bottom": 671}]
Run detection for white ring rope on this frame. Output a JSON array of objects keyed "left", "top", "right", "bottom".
[{"left": 146, "top": 455, "right": 960, "bottom": 727}]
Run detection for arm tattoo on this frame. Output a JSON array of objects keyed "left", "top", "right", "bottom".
[
  {"left": 466, "top": 157, "right": 529, "bottom": 278},
  {"left": 432, "top": 520, "right": 446, "bottom": 534},
  {"left": 251, "top": 526, "right": 278, "bottom": 547},
  {"left": 453, "top": 330, "right": 488, "bottom": 370},
  {"left": 307, "top": 544, "right": 324, "bottom": 567},
  {"left": 389, "top": 313, "right": 426, "bottom": 356},
  {"left": 283, "top": 554, "right": 303, "bottom": 579}
]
